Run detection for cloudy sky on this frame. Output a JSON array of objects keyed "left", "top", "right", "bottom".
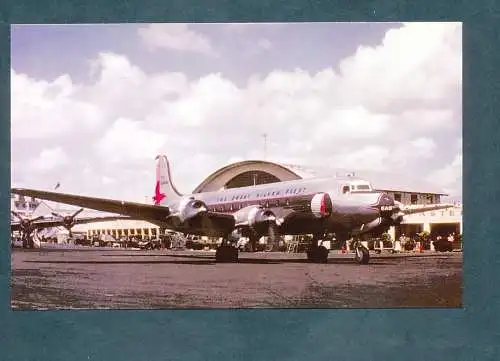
[{"left": 11, "top": 22, "right": 462, "bottom": 203}]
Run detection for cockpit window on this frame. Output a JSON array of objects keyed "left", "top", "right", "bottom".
[{"left": 356, "top": 185, "right": 371, "bottom": 190}]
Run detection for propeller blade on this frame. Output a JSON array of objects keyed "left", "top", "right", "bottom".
[
  {"left": 31, "top": 215, "right": 45, "bottom": 222},
  {"left": 72, "top": 208, "right": 85, "bottom": 218},
  {"left": 11, "top": 211, "right": 23, "bottom": 220}
]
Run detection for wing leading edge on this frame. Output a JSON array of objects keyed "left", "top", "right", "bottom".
[
  {"left": 11, "top": 188, "right": 171, "bottom": 222},
  {"left": 11, "top": 188, "right": 236, "bottom": 236},
  {"left": 10, "top": 215, "right": 132, "bottom": 232},
  {"left": 398, "top": 203, "right": 456, "bottom": 216}
]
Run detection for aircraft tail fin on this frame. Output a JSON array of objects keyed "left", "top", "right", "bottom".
[{"left": 153, "top": 155, "right": 183, "bottom": 206}]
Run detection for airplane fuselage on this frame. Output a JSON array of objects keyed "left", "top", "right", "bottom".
[{"left": 167, "top": 177, "right": 392, "bottom": 238}]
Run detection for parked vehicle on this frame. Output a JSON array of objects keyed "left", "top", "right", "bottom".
[{"left": 433, "top": 239, "right": 453, "bottom": 252}]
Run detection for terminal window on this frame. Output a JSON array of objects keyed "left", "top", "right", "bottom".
[
  {"left": 410, "top": 194, "right": 418, "bottom": 204},
  {"left": 394, "top": 193, "right": 402, "bottom": 202}
]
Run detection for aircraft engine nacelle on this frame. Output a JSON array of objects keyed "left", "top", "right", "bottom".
[
  {"left": 20, "top": 219, "right": 31, "bottom": 230},
  {"left": 247, "top": 206, "right": 277, "bottom": 229},
  {"left": 62, "top": 216, "right": 75, "bottom": 229},
  {"left": 391, "top": 212, "right": 404, "bottom": 226},
  {"left": 310, "top": 192, "right": 333, "bottom": 218},
  {"left": 177, "top": 197, "right": 208, "bottom": 223},
  {"left": 360, "top": 217, "right": 384, "bottom": 235},
  {"left": 390, "top": 201, "right": 405, "bottom": 226}
]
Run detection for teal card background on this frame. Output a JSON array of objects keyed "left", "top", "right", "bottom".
[{"left": 2, "top": 1, "right": 499, "bottom": 360}]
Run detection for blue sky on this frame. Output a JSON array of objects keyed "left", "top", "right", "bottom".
[
  {"left": 10, "top": 22, "right": 462, "bottom": 202},
  {"left": 11, "top": 23, "right": 401, "bottom": 84}
]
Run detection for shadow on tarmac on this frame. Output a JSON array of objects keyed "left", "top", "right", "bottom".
[{"left": 25, "top": 253, "right": 391, "bottom": 265}]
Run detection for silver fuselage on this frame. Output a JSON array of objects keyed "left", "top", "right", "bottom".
[{"left": 167, "top": 177, "right": 393, "bottom": 237}]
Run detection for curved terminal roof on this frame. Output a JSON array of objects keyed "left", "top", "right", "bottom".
[
  {"left": 192, "top": 160, "right": 307, "bottom": 193},
  {"left": 192, "top": 160, "right": 448, "bottom": 196}
]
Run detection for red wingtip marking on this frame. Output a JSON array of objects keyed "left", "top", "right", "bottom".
[{"left": 152, "top": 181, "right": 166, "bottom": 205}]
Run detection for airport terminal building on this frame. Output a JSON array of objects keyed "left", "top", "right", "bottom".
[{"left": 61, "top": 160, "right": 462, "bottom": 242}]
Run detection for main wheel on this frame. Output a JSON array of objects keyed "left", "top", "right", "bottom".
[
  {"left": 355, "top": 246, "right": 370, "bottom": 265},
  {"left": 215, "top": 245, "right": 239, "bottom": 263},
  {"left": 306, "top": 245, "right": 328, "bottom": 263}
]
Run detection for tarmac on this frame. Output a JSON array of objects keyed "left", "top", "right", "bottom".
[{"left": 10, "top": 247, "right": 462, "bottom": 309}]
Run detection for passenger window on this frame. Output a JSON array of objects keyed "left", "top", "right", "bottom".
[{"left": 342, "top": 185, "right": 350, "bottom": 194}]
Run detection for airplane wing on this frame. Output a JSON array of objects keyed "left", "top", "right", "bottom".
[
  {"left": 169, "top": 211, "right": 236, "bottom": 237},
  {"left": 11, "top": 188, "right": 236, "bottom": 236},
  {"left": 398, "top": 203, "right": 455, "bottom": 216},
  {"left": 11, "top": 188, "right": 171, "bottom": 223},
  {"left": 10, "top": 216, "right": 131, "bottom": 232},
  {"left": 11, "top": 222, "right": 22, "bottom": 232},
  {"left": 11, "top": 219, "right": 59, "bottom": 232}
]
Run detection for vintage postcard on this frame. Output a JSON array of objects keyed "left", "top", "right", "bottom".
[{"left": 10, "top": 22, "right": 462, "bottom": 309}]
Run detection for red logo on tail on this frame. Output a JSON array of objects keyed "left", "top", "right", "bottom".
[{"left": 152, "top": 181, "right": 166, "bottom": 205}]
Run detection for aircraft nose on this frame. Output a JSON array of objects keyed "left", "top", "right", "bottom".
[
  {"left": 375, "top": 192, "right": 396, "bottom": 217},
  {"left": 377, "top": 192, "right": 395, "bottom": 207}
]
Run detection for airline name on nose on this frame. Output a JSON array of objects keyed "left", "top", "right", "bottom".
[{"left": 380, "top": 206, "right": 394, "bottom": 211}]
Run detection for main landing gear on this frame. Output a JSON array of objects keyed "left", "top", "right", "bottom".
[
  {"left": 215, "top": 238, "right": 239, "bottom": 263},
  {"left": 306, "top": 233, "right": 329, "bottom": 263},
  {"left": 351, "top": 238, "right": 370, "bottom": 265},
  {"left": 21, "top": 232, "right": 34, "bottom": 249}
]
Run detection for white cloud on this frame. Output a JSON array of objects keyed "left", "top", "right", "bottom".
[
  {"left": 138, "top": 24, "right": 215, "bottom": 56},
  {"left": 11, "top": 71, "right": 104, "bottom": 140},
  {"left": 95, "top": 118, "right": 168, "bottom": 164},
  {"left": 11, "top": 22, "right": 462, "bottom": 201},
  {"left": 29, "top": 147, "right": 69, "bottom": 172},
  {"left": 101, "top": 176, "right": 116, "bottom": 185},
  {"left": 337, "top": 22, "right": 461, "bottom": 112},
  {"left": 409, "top": 137, "right": 437, "bottom": 158},
  {"left": 427, "top": 153, "right": 462, "bottom": 195}
]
